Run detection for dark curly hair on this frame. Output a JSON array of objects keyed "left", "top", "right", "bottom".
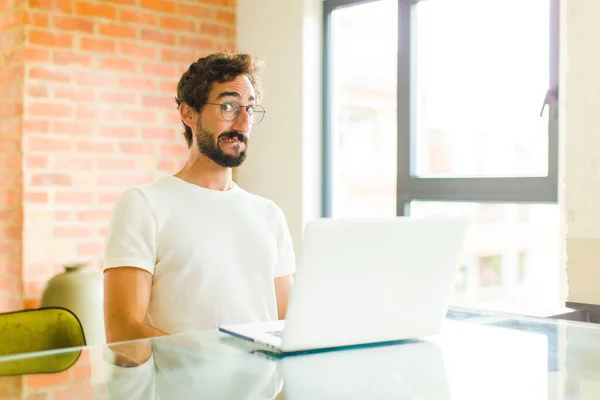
[{"left": 175, "top": 52, "right": 264, "bottom": 148}]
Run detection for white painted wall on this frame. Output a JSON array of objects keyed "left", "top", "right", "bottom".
[
  {"left": 236, "top": 0, "right": 322, "bottom": 254},
  {"left": 237, "top": 0, "right": 599, "bottom": 307},
  {"left": 562, "top": 0, "right": 600, "bottom": 305}
]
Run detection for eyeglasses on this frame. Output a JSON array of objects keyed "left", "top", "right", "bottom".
[{"left": 205, "top": 101, "right": 266, "bottom": 125}]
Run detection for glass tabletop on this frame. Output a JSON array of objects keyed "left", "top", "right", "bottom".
[{"left": 0, "top": 307, "right": 598, "bottom": 399}]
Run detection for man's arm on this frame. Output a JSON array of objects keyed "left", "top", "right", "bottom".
[
  {"left": 104, "top": 266, "right": 167, "bottom": 342},
  {"left": 274, "top": 275, "right": 294, "bottom": 320}
]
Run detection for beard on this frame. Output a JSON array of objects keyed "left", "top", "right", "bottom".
[{"left": 195, "top": 122, "right": 248, "bottom": 168}]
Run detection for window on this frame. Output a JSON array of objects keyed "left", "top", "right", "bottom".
[{"left": 323, "top": 0, "right": 560, "bottom": 315}]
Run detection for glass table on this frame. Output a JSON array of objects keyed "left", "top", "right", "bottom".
[{"left": 0, "top": 307, "right": 598, "bottom": 399}]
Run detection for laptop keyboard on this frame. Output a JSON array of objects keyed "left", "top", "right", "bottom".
[{"left": 267, "top": 330, "right": 284, "bottom": 338}]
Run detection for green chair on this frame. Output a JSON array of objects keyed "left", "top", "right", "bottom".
[{"left": 0, "top": 307, "right": 86, "bottom": 376}]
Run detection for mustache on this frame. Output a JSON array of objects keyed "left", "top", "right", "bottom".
[{"left": 218, "top": 131, "right": 248, "bottom": 143}]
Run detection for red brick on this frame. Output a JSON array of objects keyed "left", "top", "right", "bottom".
[
  {"left": 76, "top": 141, "right": 115, "bottom": 154},
  {"left": 97, "top": 175, "right": 120, "bottom": 186},
  {"left": 75, "top": 105, "right": 116, "bottom": 121},
  {"left": 141, "top": 62, "right": 176, "bottom": 78},
  {"left": 0, "top": 173, "right": 20, "bottom": 186},
  {"left": 75, "top": 2, "right": 116, "bottom": 19},
  {"left": 119, "top": 9, "right": 156, "bottom": 25},
  {"left": 0, "top": 155, "right": 21, "bottom": 169},
  {"left": 24, "top": 191, "right": 48, "bottom": 203},
  {"left": 0, "top": 118, "right": 22, "bottom": 136},
  {"left": 160, "top": 48, "right": 197, "bottom": 63},
  {"left": 23, "top": 120, "right": 49, "bottom": 134},
  {"left": 175, "top": 3, "right": 213, "bottom": 18},
  {"left": 99, "top": 23, "right": 136, "bottom": 39},
  {"left": 26, "top": 84, "right": 49, "bottom": 98},
  {"left": 97, "top": 158, "right": 135, "bottom": 170},
  {"left": 49, "top": 156, "right": 94, "bottom": 170},
  {"left": 27, "top": 137, "right": 72, "bottom": 153},
  {"left": 0, "top": 153, "right": 20, "bottom": 170},
  {"left": 28, "top": 67, "right": 70, "bottom": 82},
  {"left": 23, "top": 298, "right": 41, "bottom": 310},
  {"left": 26, "top": 155, "right": 48, "bottom": 168},
  {"left": 23, "top": 47, "right": 51, "bottom": 62},
  {"left": 25, "top": 281, "right": 46, "bottom": 299},
  {"left": 140, "top": 0, "right": 174, "bottom": 13},
  {"left": 54, "top": 192, "right": 94, "bottom": 205},
  {"left": 143, "top": 127, "right": 175, "bottom": 140},
  {"left": 54, "top": 87, "right": 95, "bottom": 102},
  {"left": 142, "top": 95, "right": 172, "bottom": 109},
  {"left": 7, "top": 47, "right": 23, "bottom": 65},
  {"left": 77, "top": 210, "right": 111, "bottom": 222},
  {"left": 104, "top": 0, "right": 136, "bottom": 4},
  {"left": 27, "top": 102, "right": 72, "bottom": 118},
  {"left": 0, "top": 103, "right": 23, "bottom": 118},
  {"left": 55, "top": 210, "right": 72, "bottom": 221},
  {"left": 51, "top": 121, "right": 92, "bottom": 136},
  {"left": 25, "top": 369, "right": 73, "bottom": 389},
  {"left": 179, "top": 36, "right": 213, "bottom": 50},
  {"left": 73, "top": 365, "right": 91, "bottom": 381},
  {"left": 53, "top": 383, "right": 95, "bottom": 400},
  {"left": 140, "top": 29, "right": 175, "bottom": 45},
  {"left": 98, "top": 125, "right": 138, "bottom": 138},
  {"left": 100, "top": 92, "right": 137, "bottom": 104},
  {"left": 0, "top": 66, "right": 21, "bottom": 83},
  {"left": 0, "top": 11, "right": 22, "bottom": 30},
  {"left": 120, "top": 142, "right": 157, "bottom": 154},
  {"left": 121, "top": 109, "right": 157, "bottom": 124},
  {"left": 23, "top": 11, "right": 50, "bottom": 28},
  {"left": 52, "top": 15, "right": 95, "bottom": 33},
  {"left": 99, "top": 57, "right": 137, "bottom": 72},
  {"left": 159, "top": 16, "right": 195, "bottom": 32},
  {"left": 159, "top": 160, "right": 177, "bottom": 172},
  {"left": 0, "top": 277, "right": 21, "bottom": 294},
  {"left": 161, "top": 144, "right": 187, "bottom": 157},
  {"left": 162, "top": 112, "right": 182, "bottom": 125},
  {"left": 30, "top": 173, "right": 71, "bottom": 186},
  {"left": 216, "top": 10, "right": 235, "bottom": 25},
  {"left": 159, "top": 80, "right": 177, "bottom": 94},
  {"left": 29, "top": 0, "right": 72, "bottom": 14},
  {"left": 80, "top": 37, "right": 116, "bottom": 53},
  {"left": 98, "top": 192, "right": 120, "bottom": 204},
  {"left": 118, "top": 77, "right": 156, "bottom": 91},
  {"left": 75, "top": 72, "right": 120, "bottom": 88},
  {"left": 28, "top": 29, "right": 72, "bottom": 48},
  {"left": 53, "top": 51, "right": 93, "bottom": 66},
  {"left": 118, "top": 42, "right": 156, "bottom": 59}
]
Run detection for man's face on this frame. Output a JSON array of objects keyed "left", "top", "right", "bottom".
[{"left": 195, "top": 75, "right": 256, "bottom": 168}]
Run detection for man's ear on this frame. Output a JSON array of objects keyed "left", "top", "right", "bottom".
[{"left": 179, "top": 103, "right": 196, "bottom": 129}]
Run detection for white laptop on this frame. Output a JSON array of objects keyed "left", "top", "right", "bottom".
[{"left": 219, "top": 216, "right": 469, "bottom": 353}]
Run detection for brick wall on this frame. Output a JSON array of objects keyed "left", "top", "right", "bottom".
[
  {"left": 0, "top": 0, "right": 236, "bottom": 311},
  {"left": 0, "top": 0, "right": 25, "bottom": 312}
]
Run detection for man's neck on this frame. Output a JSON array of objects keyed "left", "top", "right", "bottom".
[{"left": 174, "top": 153, "right": 234, "bottom": 191}]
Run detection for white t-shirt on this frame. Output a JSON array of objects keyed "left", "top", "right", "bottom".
[{"left": 103, "top": 176, "right": 296, "bottom": 334}]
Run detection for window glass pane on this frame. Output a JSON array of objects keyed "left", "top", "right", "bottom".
[
  {"left": 413, "top": 0, "right": 550, "bottom": 178},
  {"left": 410, "top": 201, "right": 561, "bottom": 315},
  {"left": 330, "top": 0, "right": 397, "bottom": 217}
]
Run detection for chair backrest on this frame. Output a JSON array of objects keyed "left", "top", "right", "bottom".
[{"left": 0, "top": 307, "right": 86, "bottom": 375}]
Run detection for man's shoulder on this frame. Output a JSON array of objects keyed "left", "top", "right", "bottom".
[
  {"left": 114, "top": 176, "right": 175, "bottom": 207},
  {"left": 236, "top": 186, "right": 279, "bottom": 208},
  {"left": 235, "top": 186, "right": 286, "bottom": 220}
]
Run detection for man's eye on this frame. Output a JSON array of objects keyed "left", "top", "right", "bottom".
[
  {"left": 246, "top": 105, "right": 255, "bottom": 115},
  {"left": 221, "top": 102, "right": 234, "bottom": 112}
]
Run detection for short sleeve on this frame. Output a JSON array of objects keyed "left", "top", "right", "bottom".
[
  {"left": 104, "top": 188, "right": 157, "bottom": 274},
  {"left": 273, "top": 206, "right": 296, "bottom": 278}
]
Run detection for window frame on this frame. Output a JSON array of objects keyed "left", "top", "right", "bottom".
[{"left": 322, "top": 0, "right": 560, "bottom": 217}]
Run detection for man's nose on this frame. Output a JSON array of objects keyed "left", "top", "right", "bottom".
[{"left": 232, "top": 107, "right": 251, "bottom": 133}]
